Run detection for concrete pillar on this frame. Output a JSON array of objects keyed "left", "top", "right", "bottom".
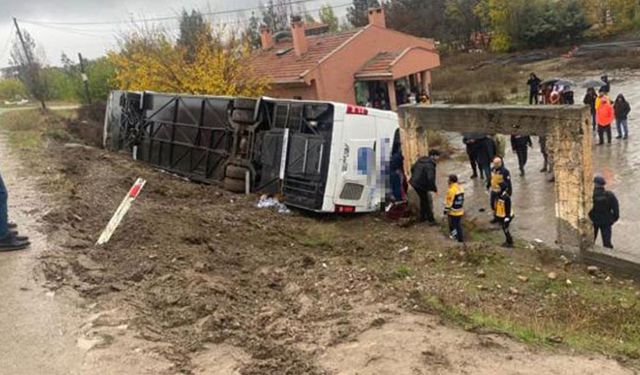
[
  {"left": 387, "top": 80, "right": 397, "bottom": 111},
  {"left": 397, "top": 107, "right": 429, "bottom": 179},
  {"left": 549, "top": 111, "right": 593, "bottom": 253},
  {"left": 420, "top": 71, "right": 428, "bottom": 95}
]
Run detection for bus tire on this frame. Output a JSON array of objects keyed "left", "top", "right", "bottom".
[
  {"left": 226, "top": 165, "right": 249, "bottom": 179},
  {"left": 231, "top": 109, "right": 255, "bottom": 124},
  {"left": 233, "top": 98, "right": 257, "bottom": 110},
  {"left": 223, "top": 177, "right": 246, "bottom": 193}
]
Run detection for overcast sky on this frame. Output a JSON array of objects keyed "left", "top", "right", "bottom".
[{"left": 0, "top": 0, "right": 347, "bottom": 68}]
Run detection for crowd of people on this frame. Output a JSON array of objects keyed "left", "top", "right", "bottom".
[
  {"left": 395, "top": 71, "right": 629, "bottom": 250},
  {"left": 406, "top": 149, "right": 516, "bottom": 248}
]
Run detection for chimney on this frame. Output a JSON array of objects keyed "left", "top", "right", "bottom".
[
  {"left": 260, "top": 25, "right": 274, "bottom": 50},
  {"left": 290, "top": 16, "right": 308, "bottom": 56},
  {"left": 368, "top": 7, "right": 386, "bottom": 28}
]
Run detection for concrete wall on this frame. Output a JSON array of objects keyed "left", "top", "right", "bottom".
[{"left": 399, "top": 104, "right": 593, "bottom": 254}]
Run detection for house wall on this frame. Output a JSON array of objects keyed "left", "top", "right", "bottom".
[
  {"left": 311, "top": 26, "right": 440, "bottom": 105},
  {"left": 265, "top": 82, "right": 318, "bottom": 100}
]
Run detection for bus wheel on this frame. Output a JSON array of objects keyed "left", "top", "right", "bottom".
[
  {"left": 226, "top": 165, "right": 249, "bottom": 180},
  {"left": 223, "top": 177, "right": 246, "bottom": 193}
]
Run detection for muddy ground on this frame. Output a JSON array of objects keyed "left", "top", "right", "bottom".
[{"left": 2, "top": 107, "right": 638, "bottom": 375}]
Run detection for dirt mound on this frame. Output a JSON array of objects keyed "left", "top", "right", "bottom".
[
  {"left": 66, "top": 103, "right": 106, "bottom": 147},
  {"left": 35, "top": 143, "right": 412, "bottom": 373}
]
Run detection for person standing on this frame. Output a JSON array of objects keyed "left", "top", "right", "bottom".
[
  {"left": 462, "top": 133, "right": 485, "bottom": 179},
  {"left": 489, "top": 156, "right": 512, "bottom": 223},
  {"left": 583, "top": 88, "right": 597, "bottom": 134},
  {"left": 596, "top": 90, "right": 614, "bottom": 145},
  {"left": 409, "top": 150, "right": 440, "bottom": 225},
  {"left": 527, "top": 73, "right": 542, "bottom": 105},
  {"left": 614, "top": 94, "right": 631, "bottom": 140},
  {"left": 495, "top": 182, "right": 515, "bottom": 248},
  {"left": 444, "top": 174, "right": 464, "bottom": 243},
  {"left": 510, "top": 135, "right": 533, "bottom": 176},
  {"left": 539, "top": 135, "right": 550, "bottom": 172},
  {"left": 600, "top": 75, "right": 611, "bottom": 94},
  {"left": 0, "top": 171, "right": 30, "bottom": 251},
  {"left": 589, "top": 176, "right": 619, "bottom": 249},
  {"left": 478, "top": 137, "right": 495, "bottom": 186}
]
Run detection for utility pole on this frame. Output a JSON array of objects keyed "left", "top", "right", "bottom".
[
  {"left": 78, "top": 53, "right": 92, "bottom": 104},
  {"left": 13, "top": 17, "right": 46, "bottom": 110}
]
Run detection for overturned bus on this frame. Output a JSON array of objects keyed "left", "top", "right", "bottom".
[{"left": 103, "top": 91, "right": 400, "bottom": 213}]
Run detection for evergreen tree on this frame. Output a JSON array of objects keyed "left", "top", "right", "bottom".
[
  {"left": 244, "top": 11, "right": 262, "bottom": 49},
  {"left": 319, "top": 4, "right": 340, "bottom": 32},
  {"left": 347, "top": 0, "right": 380, "bottom": 27},
  {"left": 177, "top": 9, "right": 212, "bottom": 63}
]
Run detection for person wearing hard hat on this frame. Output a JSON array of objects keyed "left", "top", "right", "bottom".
[
  {"left": 595, "top": 90, "right": 614, "bottom": 145},
  {"left": 588, "top": 176, "right": 619, "bottom": 249}
]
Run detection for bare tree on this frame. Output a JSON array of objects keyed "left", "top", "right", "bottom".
[{"left": 10, "top": 29, "right": 47, "bottom": 109}]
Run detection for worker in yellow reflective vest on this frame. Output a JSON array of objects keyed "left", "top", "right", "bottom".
[
  {"left": 489, "top": 156, "right": 512, "bottom": 224},
  {"left": 495, "top": 181, "right": 515, "bottom": 248},
  {"left": 444, "top": 174, "right": 464, "bottom": 243}
]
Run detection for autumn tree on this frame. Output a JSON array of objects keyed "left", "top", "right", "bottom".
[
  {"left": 319, "top": 4, "right": 340, "bottom": 32},
  {"left": 108, "top": 22, "right": 268, "bottom": 97},
  {"left": 347, "top": 0, "right": 380, "bottom": 27}
]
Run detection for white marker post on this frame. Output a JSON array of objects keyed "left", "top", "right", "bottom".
[{"left": 96, "top": 178, "right": 147, "bottom": 246}]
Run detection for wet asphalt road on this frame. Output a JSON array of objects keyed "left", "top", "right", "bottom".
[{"left": 436, "top": 73, "right": 639, "bottom": 263}]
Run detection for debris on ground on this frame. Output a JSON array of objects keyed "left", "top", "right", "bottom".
[{"left": 256, "top": 194, "right": 291, "bottom": 214}]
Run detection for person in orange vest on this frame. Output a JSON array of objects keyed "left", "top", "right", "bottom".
[
  {"left": 444, "top": 174, "right": 464, "bottom": 243},
  {"left": 596, "top": 89, "right": 614, "bottom": 145}
]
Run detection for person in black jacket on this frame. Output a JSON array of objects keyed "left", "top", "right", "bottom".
[
  {"left": 583, "top": 88, "right": 597, "bottom": 133},
  {"left": 478, "top": 137, "right": 495, "bottom": 188},
  {"left": 527, "top": 73, "right": 541, "bottom": 105},
  {"left": 510, "top": 135, "right": 533, "bottom": 176},
  {"left": 614, "top": 94, "right": 631, "bottom": 140},
  {"left": 462, "top": 133, "right": 486, "bottom": 179},
  {"left": 410, "top": 150, "right": 440, "bottom": 225},
  {"left": 588, "top": 176, "right": 619, "bottom": 249},
  {"left": 600, "top": 75, "right": 610, "bottom": 94}
]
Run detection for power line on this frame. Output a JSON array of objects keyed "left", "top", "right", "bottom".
[
  {"left": 18, "top": 0, "right": 339, "bottom": 26},
  {"left": 18, "top": 2, "right": 352, "bottom": 38}
]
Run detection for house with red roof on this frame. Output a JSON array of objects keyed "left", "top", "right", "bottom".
[{"left": 250, "top": 7, "right": 440, "bottom": 111}]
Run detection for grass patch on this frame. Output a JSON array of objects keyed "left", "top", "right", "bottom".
[
  {"left": 432, "top": 52, "right": 523, "bottom": 104},
  {"left": 0, "top": 108, "right": 77, "bottom": 151},
  {"left": 298, "top": 224, "right": 338, "bottom": 249},
  {"left": 402, "top": 242, "right": 640, "bottom": 366},
  {"left": 394, "top": 265, "right": 412, "bottom": 278}
]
